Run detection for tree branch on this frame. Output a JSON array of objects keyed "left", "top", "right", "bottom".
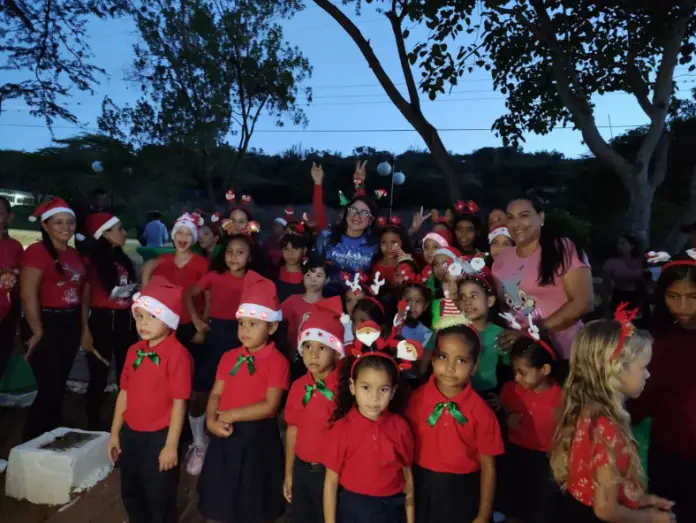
[
  {"left": 5, "top": 0, "right": 36, "bottom": 31},
  {"left": 386, "top": 7, "right": 419, "bottom": 108},
  {"left": 626, "top": 39, "right": 655, "bottom": 118}
]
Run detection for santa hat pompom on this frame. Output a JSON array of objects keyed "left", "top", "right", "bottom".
[
  {"left": 225, "top": 190, "right": 235, "bottom": 202},
  {"left": 28, "top": 215, "right": 37, "bottom": 223},
  {"left": 75, "top": 233, "right": 86, "bottom": 242},
  {"left": 211, "top": 212, "right": 220, "bottom": 223}
]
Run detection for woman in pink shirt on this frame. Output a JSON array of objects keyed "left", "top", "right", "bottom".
[{"left": 492, "top": 196, "right": 594, "bottom": 363}]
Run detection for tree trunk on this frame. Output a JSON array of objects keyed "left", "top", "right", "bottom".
[
  {"left": 414, "top": 121, "right": 462, "bottom": 201},
  {"left": 626, "top": 169, "right": 655, "bottom": 248}
]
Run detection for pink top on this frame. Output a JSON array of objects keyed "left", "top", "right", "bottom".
[
  {"left": 603, "top": 257, "right": 644, "bottom": 292},
  {"left": 492, "top": 238, "right": 590, "bottom": 359}
]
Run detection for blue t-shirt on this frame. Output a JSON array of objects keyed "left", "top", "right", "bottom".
[
  {"left": 401, "top": 322, "right": 433, "bottom": 348},
  {"left": 316, "top": 230, "right": 378, "bottom": 295},
  {"left": 142, "top": 220, "right": 168, "bottom": 247}
]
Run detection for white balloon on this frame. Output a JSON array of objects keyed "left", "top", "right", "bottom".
[
  {"left": 393, "top": 171, "right": 406, "bottom": 185},
  {"left": 377, "top": 161, "right": 392, "bottom": 176},
  {"left": 91, "top": 160, "right": 104, "bottom": 173}
]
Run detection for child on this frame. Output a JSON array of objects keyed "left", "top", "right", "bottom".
[
  {"left": 400, "top": 282, "right": 432, "bottom": 347},
  {"left": 633, "top": 252, "right": 696, "bottom": 522},
  {"left": 108, "top": 277, "right": 192, "bottom": 523},
  {"left": 498, "top": 335, "right": 563, "bottom": 523},
  {"left": 197, "top": 271, "right": 289, "bottom": 523},
  {"left": 196, "top": 216, "right": 222, "bottom": 259},
  {"left": 372, "top": 220, "right": 412, "bottom": 288},
  {"left": 342, "top": 270, "right": 368, "bottom": 315},
  {"left": 284, "top": 297, "right": 346, "bottom": 523},
  {"left": 276, "top": 233, "right": 308, "bottom": 302},
  {"left": 0, "top": 196, "right": 23, "bottom": 382},
  {"left": 452, "top": 201, "right": 481, "bottom": 256},
  {"left": 550, "top": 316, "right": 675, "bottom": 522},
  {"left": 488, "top": 226, "right": 514, "bottom": 262},
  {"left": 183, "top": 233, "right": 252, "bottom": 475},
  {"left": 421, "top": 230, "right": 451, "bottom": 296},
  {"left": 394, "top": 257, "right": 421, "bottom": 289},
  {"left": 323, "top": 324, "right": 421, "bottom": 523}
]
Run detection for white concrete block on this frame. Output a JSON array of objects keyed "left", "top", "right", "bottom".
[{"left": 5, "top": 427, "right": 113, "bottom": 505}]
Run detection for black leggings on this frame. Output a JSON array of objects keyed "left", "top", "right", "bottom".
[
  {"left": 22, "top": 308, "right": 81, "bottom": 442},
  {"left": 85, "top": 308, "right": 137, "bottom": 429},
  {"left": 0, "top": 303, "right": 19, "bottom": 383}
]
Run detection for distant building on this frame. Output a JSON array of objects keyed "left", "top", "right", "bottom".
[{"left": 0, "top": 189, "right": 36, "bottom": 207}]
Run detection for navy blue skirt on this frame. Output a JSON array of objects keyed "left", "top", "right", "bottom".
[
  {"left": 413, "top": 465, "right": 479, "bottom": 523},
  {"left": 338, "top": 489, "right": 406, "bottom": 523},
  {"left": 192, "top": 318, "right": 238, "bottom": 392},
  {"left": 198, "top": 418, "right": 285, "bottom": 523},
  {"left": 561, "top": 493, "right": 603, "bottom": 522}
]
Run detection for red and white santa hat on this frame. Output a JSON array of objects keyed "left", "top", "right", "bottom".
[
  {"left": 171, "top": 213, "right": 199, "bottom": 243},
  {"left": 85, "top": 212, "right": 120, "bottom": 239},
  {"left": 434, "top": 245, "right": 462, "bottom": 262},
  {"left": 236, "top": 270, "right": 282, "bottom": 322},
  {"left": 488, "top": 226, "right": 512, "bottom": 243},
  {"left": 28, "top": 197, "right": 75, "bottom": 223},
  {"left": 422, "top": 231, "right": 451, "bottom": 248},
  {"left": 131, "top": 276, "right": 183, "bottom": 330},
  {"left": 298, "top": 296, "right": 351, "bottom": 358}
]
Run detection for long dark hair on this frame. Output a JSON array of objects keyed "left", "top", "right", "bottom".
[
  {"left": 210, "top": 233, "right": 254, "bottom": 274},
  {"left": 0, "top": 196, "right": 11, "bottom": 238},
  {"left": 372, "top": 224, "right": 413, "bottom": 265},
  {"left": 510, "top": 195, "right": 586, "bottom": 286},
  {"left": 41, "top": 230, "right": 65, "bottom": 274},
  {"left": 616, "top": 234, "right": 640, "bottom": 259},
  {"left": 509, "top": 336, "right": 562, "bottom": 383},
  {"left": 328, "top": 195, "right": 379, "bottom": 246},
  {"left": 88, "top": 236, "right": 137, "bottom": 292},
  {"left": 652, "top": 257, "right": 696, "bottom": 330}
]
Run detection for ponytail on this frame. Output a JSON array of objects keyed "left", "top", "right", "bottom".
[{"left": 41, "top": 230, "right": 65, "bottom": 274}]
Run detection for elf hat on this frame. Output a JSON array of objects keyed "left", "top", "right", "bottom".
[
  {"left": 236, "top": 270, "right": 282, "bottom": 322},
  {"left": 171, "top": 213, "right": 199, "bottom": 243},
  {"left": 298, "top": 296, "right": 350, "bottom": 358},
  {"left": 85, "top": 213, "right": 120, "bottom": 239},
  {"left": 28, "top": 197, "right": 75, "bottom": 223},
  {"left": 131, "top": 276, "right": 183, "bottom": 330}
]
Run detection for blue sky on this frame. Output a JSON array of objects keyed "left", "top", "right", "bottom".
[{"left": 1, "top": 3, "right": 694, "bottom": 157}]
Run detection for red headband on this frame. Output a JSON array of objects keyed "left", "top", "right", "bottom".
[
  {"left": 610, "top": 302, "right": 639, "bottom": 361},
  {"left": 454, "top": 200, "right": 479, "bottom": 215},
  {"left": 499, "top": 313, "right": 556, "bottom": 360}
]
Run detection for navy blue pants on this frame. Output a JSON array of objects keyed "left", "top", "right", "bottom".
[
  {"left": 338, "top": 489, "right": 406, "bottom": 523},
  {"left": 291, "top": 458, "right": 326, "bottom": 523}
]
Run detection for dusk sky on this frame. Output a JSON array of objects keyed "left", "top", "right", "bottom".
[{"left": 1, "top": 3, "right": 695, "bottom": 157}]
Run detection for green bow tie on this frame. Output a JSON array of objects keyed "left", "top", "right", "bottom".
[
  {"left": 133, "top": 350, "right": 160, "bottom": 370},
  {"left": 427, "top": 401, "right": 468, "bottom": 427},
  {"left": 230, "top": 354, "right": 255, "bottom": 376},
  {"left": 302, "top": 379, "right": 335, "bottom": 406}
]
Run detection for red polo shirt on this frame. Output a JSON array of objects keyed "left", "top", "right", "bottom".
[
  {"left": 152, "top": 253, "right": 208, "bottom": 324},
  {"left": 280, "top": 294, "right": 315, "bottom": 354},
  {"left": 0, "top": 235, "right": 23, "bottom": 272},
  {"left": 85, "top": 259, "right": 133, "bottom": 310},
  {"left": 285, "top": 369, "right": 339, "bottom": 463},
  {"left": 216, "top": 343, "right": 289, "bottom": 412},
  {"left": 500, "top": 381, "right": 562, "bottom": 452},
  {"left": 406, "top": 377, "right": 504, "bottom": 474},
  {"left": 22, "top": 242, "right": 85, "bottom": 308},
  {"left": 323, "top": 408, "right": 414, "bottom": 497},
  {"left": 120, "top": 334, "right": 192, "bottom": 432},
  {"left": 566, "top": 416, "right": 642, "bottom": 509},
  {"left": 198, "top": 271, "right": 244, "bottom": 320}
]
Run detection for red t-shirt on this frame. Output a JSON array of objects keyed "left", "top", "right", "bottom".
[
  {"left": 279, "top": 266, "right": 303, "bottom": 284},
  {"left": 22, "top": 242, "right": 86, "bottom": 308},
  {"left": 198, "top": 271, "right": 244, "bottom": 320},
  {"left": 280, "top": 294, "right": 316, "bottom": 353},
  {"left": 152, "top": 253, "right": 208, "bottom": 324},
  {"left": 323, "top": 407, "right": 414, "bottom": 497},
  {"left": 285, "top": 369, "right": 339, "bottom": 463},
  {"left": 0, "top": 235, "right": 23, "bottom": 320},
  {"left": 406, "top": 377, "right": 504, "bottom": 474},
  {"left": 500, "top": 381, "right": 562, "bottom": 452},
  {"left": 85, "top": 259, "right": 133, "bottom": 310},
  {"left": 120, "top": 334, "right": 192, "bottom": 432},
  {"left": 216, "top": 343, "right": 289, "bottom": 412},
  {"left": 567, "top": 416, "right": 643, "bottom": 509}
]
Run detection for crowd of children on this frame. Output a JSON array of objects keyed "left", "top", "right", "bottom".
[{"left": 0, "top": 160, "right": 695, "bottom": 523}]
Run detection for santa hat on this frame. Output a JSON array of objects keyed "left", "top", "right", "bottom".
[
  {"left": 28, "top": 197, "right": 74, "bottom": 223},
  {"left": 131, "top": 276, "right": 182, "bottom": 330},
  {"left": 434, "top": 246, "right": 462, "bottom": 262},
  {"left": 423, "top": 231, "right": 451, "bottom": 248},
  {"left": 171, "top": 213, "right": 199, "bottom": 243},
  {"left": 488, "top": 226, "right": 512, "bottom": 243},
  {"left": 236, "top": 271, "right": 282, "bottom": 322},
  {"left": 298, "top": 297, "right": 350, "bottom": 358},
  {"left": 85, "top": 213, "right": 120, "bottom": 239},
  {"left": 274, "top": 217, "right": 288, "bottom": 227}
]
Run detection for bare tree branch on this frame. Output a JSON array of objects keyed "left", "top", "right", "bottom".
[{"left": 385, "top": 7, "right": 420, "bottom": 108}]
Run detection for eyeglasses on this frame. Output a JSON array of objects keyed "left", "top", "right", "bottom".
[{"left": 347, "top": 207, "right": 372, "bottom": 219}]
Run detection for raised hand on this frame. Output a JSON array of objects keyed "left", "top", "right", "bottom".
[
  {"left": 353, "top": 160, "right": 368, "bottom": 184},
  {"left": 311, "top": 162, "right": 324, "bottom": 185},
  {"left": 410, "top": 207, "right": 430, "bottom": 234}
]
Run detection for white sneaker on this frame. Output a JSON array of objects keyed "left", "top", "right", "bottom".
[{"left": 185, "top": 443, "right": 207, "bottom": 476}]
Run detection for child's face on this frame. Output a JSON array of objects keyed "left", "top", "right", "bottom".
[
  {"left": 133, "top": 308, "right": 171, "bottom": 342},
  {"left": 432, "top": 333, "right": 477, "bottom": 392},
  {"left": 442, "top": 273, "right": 459, "bottom": 300},
  {"left": 345, "top": 291, "right": 364, "bottom": 316},
  {"left": 432, "top": 254, "right": 451, "bottom": 281},
  {"left": 489, "top": 234, "right": 513, "bottom": 260},
  {"left": 457, "top": 280, "right": 493, "bottom": 322},
  {"left": 272, "top": 221, "right": 286, "bottom": 238},
  {"left": 301, "top": 341, "right": 338, "bottom": 378},
  {"left": 618, "top": 350, "right": 651, "bottom": 399},
  {"left": 402, "top": 287, "right": 427, "bottom": 322},
  {"left": 350, "top": 366, "right": 395, "bottom": 421},
  {"left": 282, "top": 243, "right": 306, "bottom": 266},
  {"left": 455, "top": 220, "right": 477, "bottom": 251},
  {"left": 174, "top": 227, "right": 195, "bottom": 252},
  {"left": 351, "top": 307, "right": 373, "bottom": 336},
  {"left": 664, "top": 278, "right": 696, "bottom": 329},
  {"left": 238, "top": 317, "right": 278, "bottom": 351},
  {"left": 423, "top": 239, "right": 440, "bottom": 265},
  {"left": 225, "top": 239, "right": 250, "bottom": 275},
  {"left": 199, "top": 225, "right": 218, "bottom": 251},
  {"left": 229, "top": 209, "right": 249, "bottom": 234},
  {"left": 380, "top": 231, "right": 401, "bottom": 259},
  {"left": 488, "top": 209, "right": 506, "bottom": 230},
  {"left": 304, "top": 267, "right": 327, "bottom": 293},
  {"left": 513, "top": 357, "right": 550, "bottom": 391}
]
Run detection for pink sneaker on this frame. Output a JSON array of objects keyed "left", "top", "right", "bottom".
[{"left": 185, "top": 442, "right": 207, "bottom": 476}]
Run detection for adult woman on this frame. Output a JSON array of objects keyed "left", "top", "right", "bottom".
[
  {"left": 0, "top": 197, "right": 23, "bottom": 383},
  {"left": 492, "top": 196, "right": 594, "bottom": 362},
  {"left": 20, "top": 198, "right": 86, "bottom": 441},
  {"left": 602, "top": 235, "right": 646, "bottom": 313},
  {"left": 80, "top": 213, "right": 138, "bottom": 430}
]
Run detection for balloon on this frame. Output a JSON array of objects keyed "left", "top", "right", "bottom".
[
  {"left": 91, "top": 160, "right": 103, "bottom": 173},
  {"left": 393, "top": 172, "right": 406, "bottom": 185},
  {"left": 377, "top": 161, "right": 392, "bottom": 176}
]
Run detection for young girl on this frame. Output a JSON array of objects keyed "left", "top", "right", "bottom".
[
  {"left": 499, "top": 336, "right": 563, "bottom": 523},
  {"left": 183, "top": 233, "right": 252, "bottom": 475},
  {"left": 421, "top": 229, "right": 451, "bottom": 296},
  {"left": 323, "top": 324, "right": 420, "bottom": 523},
  {"left": 633, "top": 252, "right": 696, "bottom": 522},
  {"left": 394, "top": 258, "right": 421, "bottom": 289},
  {"left": 406, "top": 320, "right": 504, "bottom": 523},
  {"left": 400, "top": 282, "right": 432, "bottom": 347},
  {"left": 196, "top": 216, "right": 222, "bottom": 259},
  {"left": 197, "top": 271, "right": 289, "bottom": 523},
  {"left": 452, "top": 202, "right": 481, "bottom": 256},
  {"left": 488, "top": 225, "right": 514, "bottom": 262},
  {"left": 276, "top": 233, "right": 308, "bottom": 302},
  {"left": 372, "top": 220, "right": 412, "bottom": 288},
  {"left": 284, "top": 297, "right": 345, "bottom": 523},
  {"left": 550, "top": 318, "right": 675, "bottom": 523},
  {"left": 0, "top": 196, "right": 23, "bottom": 383}
]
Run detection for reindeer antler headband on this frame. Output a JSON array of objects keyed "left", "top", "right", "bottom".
[
  {"left": 610, "top": 302, "right": 639, "bottom": 361},
  {"left": 499, "top": 313, "right": 557, "bottom": 360}
]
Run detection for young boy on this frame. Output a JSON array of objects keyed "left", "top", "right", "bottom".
[
  {"left": 275, "top": 234, "right": 308, "bottom": 302},
  {"left": 108, "top": 276, "right": 192, "bottom": 523},
  {"left": 283, "top": 296, "right": 347, "bottom": 523}
]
